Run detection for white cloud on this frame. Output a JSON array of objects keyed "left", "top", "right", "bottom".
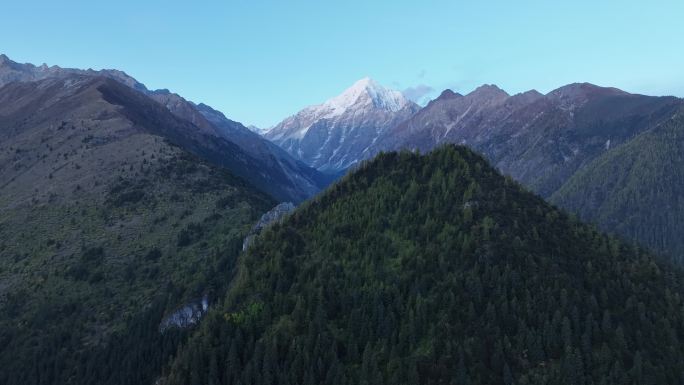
[{"left": 402, "top": 84, "right": 435, "bottom": 105}]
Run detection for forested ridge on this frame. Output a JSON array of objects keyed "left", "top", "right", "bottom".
[
  {"left": 552, "top": 108, "right": 684, "bottom": 264},
  {"left": 161, "top": 145, "right": 684, "bottom": 385}
]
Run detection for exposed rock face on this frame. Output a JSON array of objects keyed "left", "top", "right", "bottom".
[
  {"left": 159, "top": 202, "right": 296, "bottom": 333},
  {"left": 243, "top": 202, "right": 296, "bottom": 250},
  {"left": 266, "top": 78, "right": 419, "bottom": 172},
  {"left": 159, "top": 295, "right": 209, "bottom": 332}
]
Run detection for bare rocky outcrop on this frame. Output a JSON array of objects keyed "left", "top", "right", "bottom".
[
  {"left": 243, "top": 202, "right": 296, "bottom": 251},
  {"left": 157, "top": 202, "right": 296, "bottom": 334},
  {"left": 159, "top": 295, "right": 210, "bottom": 332}
]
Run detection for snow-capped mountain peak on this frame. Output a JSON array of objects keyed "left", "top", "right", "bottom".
[
  {"left": 322, "top": 77, "right": 410, "bottom": 115},
  {"left": 266, "top": 78, "right": 419, "bottom": 172},
  {"left": 290, "top": 77, "right": 412, "bottom": 127}
]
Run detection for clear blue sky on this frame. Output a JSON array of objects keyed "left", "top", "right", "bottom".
[{"left": 2, "top": 1, "right": 683, "bottom": 127}]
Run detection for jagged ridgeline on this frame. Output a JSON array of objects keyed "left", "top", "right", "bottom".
[{"left": 162, "top": 145, "right": 684, "bottom": 385}]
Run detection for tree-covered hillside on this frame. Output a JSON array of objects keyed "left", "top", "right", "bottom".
[
  {"left": 162, "top": 145, "right": 684, "bottom": 385},
  {"left": 0, "top": 76, "right": 278, "bottom": 384},
  {"left": 552, "top": 108, "right": 684, "bottom": 264},
  {"left": 0, "top": 146, "right": 274, "bottom": 385}
]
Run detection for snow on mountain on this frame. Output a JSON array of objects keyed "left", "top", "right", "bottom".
[
  {"left": 247, "top": 125, "right": 271, "bottom": 135},
  {"left": 266, "top": 77, "right": 419, "bottom": 172},
  {"left": 323, "top": 77, "right": 410, "bottom": 115}
]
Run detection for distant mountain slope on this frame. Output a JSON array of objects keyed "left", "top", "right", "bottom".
[
  {"left": 370, "top": 83, "right": 682, "bottom": 197},
  {"left": 0, "top": 53, "right": 329, "bottom": 202},
  {"left": 246, "top": 124, "right": 269, "bottom": 135},
  {"left": 0, "top": 75, "right": 277, "bottom": 384},
  {"left": 551, "top": 107, "right": 684, "bottom": 263},
  {"left": 163, "top": 145, "right": 684, "bottom": 385},
  {"left": 266, "top": 77, "right": 420, "bottom": 172},
  {"left": 194, "top": 102, "right": 333, "bottom": 196},
  {"left": 0, "top": 53, "right": 148, "bottom": 91}
]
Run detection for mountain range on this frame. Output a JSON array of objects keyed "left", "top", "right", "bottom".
[
  {"left": 367, "top": 82, "right": 684, "bottom": 262},
  {"left": 0, "top": 53, "right": 331, "bottom": 203},
  {"left": 368, "top": 82, "right": 681, "bottom": 196},
  {"left": 262, "top": 77, "right": 684, "bottom": 262},
  {"left": 3, "top": 53, "right": 684, "bottom": 385}
]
